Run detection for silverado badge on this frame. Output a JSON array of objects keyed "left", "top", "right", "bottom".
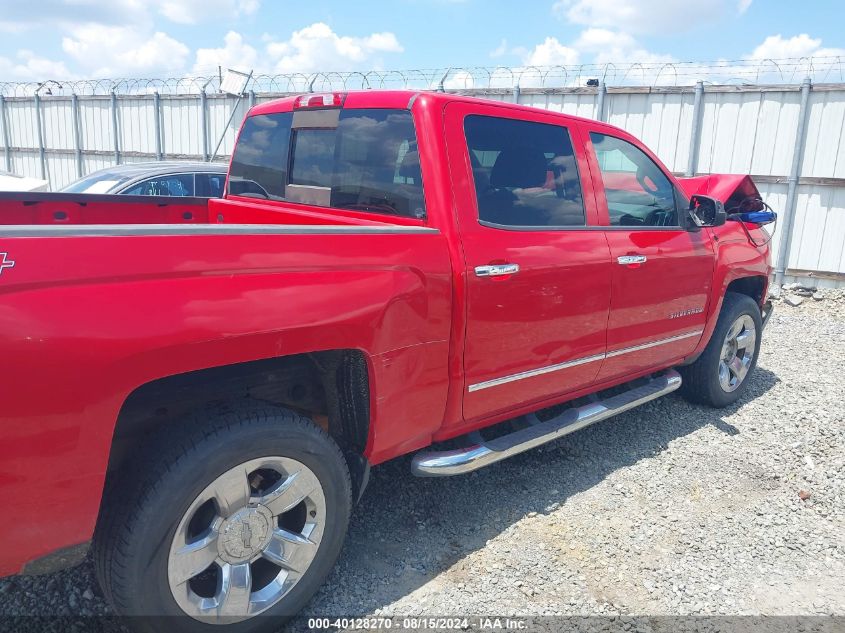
[{"left": 669, "top": 306, "right": 704, "bottom": 319}]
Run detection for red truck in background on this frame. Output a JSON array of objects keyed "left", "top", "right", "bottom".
[{"left": 0, "top": 90, "right": 774, "bottom": 631}]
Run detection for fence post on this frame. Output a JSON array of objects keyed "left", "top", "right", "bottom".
[
  {"left": 34, "top": 92, "right": 47, "bottom": 180},
  {"left": 512, "top": 83, "right": 521, "bottom": 105},
  {"left": 249, "top": 90, "right": 256, "bottom": 109},
  {"left": 0, "top": 95, "right": 10, "bottom": 173},
  {"left": 686, "top": 80, "right": 705, "bottom": 176},
  {"left": 200, "top": 89, "right": 209, "bottom": 161},
  {"left": 71, "top": 93, "right": 83, "bottom": 178},
  {"left": 596, "top": 80, "right": 607, "bottom": 122},
  {"left": 775, "top": 77, "right": 813, "bottom": 287},
  {"left": 153, "top": 91, "right": 163, "bottom": 161},
  {"left": 110, "top": 90, "right": 121, "bottom": 165}
]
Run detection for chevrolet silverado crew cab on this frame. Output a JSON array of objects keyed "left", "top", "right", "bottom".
[{"left": 0, "top": 90, "right": 775, "bottom": 631}]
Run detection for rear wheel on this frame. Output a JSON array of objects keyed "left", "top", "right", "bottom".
[
  {"left": 94, "top": 407, "right": 352, "bottom": 632},
  {"left": 679, "top": 292, "right": 762, "bottom": 407}
]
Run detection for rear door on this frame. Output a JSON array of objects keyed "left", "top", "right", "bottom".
[
  {"left": 444, "top": 102, "right": 612, "bottom": 423},
  {"left": 580, "top": 127, "right": 714, "bottom": 382}
]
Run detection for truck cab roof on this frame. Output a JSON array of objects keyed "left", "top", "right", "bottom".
[{"left": 249, "top": 89, "right": 626, "bottom": 133}]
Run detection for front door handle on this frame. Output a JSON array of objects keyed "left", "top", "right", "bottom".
[
  {"left": 617, "top": 255, "right": 647, "bottom": 265},
  {"left": 474, "top": 263, "right": 520, "bottom": 277}
]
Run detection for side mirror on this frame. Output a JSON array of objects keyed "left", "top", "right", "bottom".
[{"left": 688, "top": 194, "right": 727, "bottom": 229}]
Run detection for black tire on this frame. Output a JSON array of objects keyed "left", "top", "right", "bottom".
[
  {"left": 94, "top": 406, "right": 352, "bottom": 633},
  {"left": 679, "top": 292, "right": 763, "bottom": 408}
]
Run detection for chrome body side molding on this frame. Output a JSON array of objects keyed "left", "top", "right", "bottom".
[
  {"left": 467, "top": 353, "right": 605, "bottom": 393},
  {"left": 468, "top": 330, "right": 701, "bottom": 392},
  {"left": 604, "top": 330, "right": 702, "bottom": 358},
  {"left": 0, "top": 224, "right": 440, "bottom": 238},
  {"left": 412, "top": 369, "right": 682, "bottom": 477}
]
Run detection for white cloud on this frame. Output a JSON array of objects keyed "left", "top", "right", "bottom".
[
  {"left": 554, "top": 0, "right": 732, "bottom": 35},
  {"left": 747, "top": 34, "right": 845, "bottom": 60},
  {"left": 61, "top": 24, "right": 190, "bottom": 76},
  {"left": 488, "top": 39, "right": 529, "bottom": 61},
  {"left": 0, "top": 50, "right": 72, "bottom": 81},
  {"left": 4, "top": 20, "right": 404, "bottom": 82},
  {"left": 737, "top": 0, "right": 752, "bottom": 14},
  {"left": 490, "top": 38, "right": 509, "bottom": 58},
  {"left": 580, "top": 30, "right": 675, "bottom": 69},
  {"left": 264, "top": 22, "right": 403, "bottom": 73},
  {"left": 193, "top": 31, "right": 258, "bottom": 74},
  {"left": 0, "top": 0, "right": 138, "bottom": 29},
  {"left": 156, "top": 0, "right": 260, "bottom": 25},
  {"left": 516, "top": 28, "right": 677, "bottom": 85},
  {"left": 523, "top": 37, "right": 579, "bottom": 67},
  {"left": 573, "top": 28, "right": 636, "bottom": 52},
  {"left": 0, "top": 0, "right": 259, "bottom": 29},
  {"left": 442, "top": 69, "right": 474, "bottom": 89}
]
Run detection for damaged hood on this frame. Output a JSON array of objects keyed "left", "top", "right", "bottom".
[{"left": 675, "top": 174, "right": 762, "bottom": 210}]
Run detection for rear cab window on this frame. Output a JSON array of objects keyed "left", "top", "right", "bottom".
[{"left": 228, "top": 107, "right": 425, "bottom": 219}]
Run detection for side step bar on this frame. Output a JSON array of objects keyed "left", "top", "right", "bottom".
[{"left": 411, "top": 369, "right": 682, "bottom": 477}]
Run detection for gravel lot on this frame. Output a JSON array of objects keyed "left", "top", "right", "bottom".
[{"left": 2, "top": 289, "right": 843, "bottom": 630}]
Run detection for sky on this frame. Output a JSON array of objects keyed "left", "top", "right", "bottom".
[{"left": 0, "top": 0, "right": 844, "bottom": 83}]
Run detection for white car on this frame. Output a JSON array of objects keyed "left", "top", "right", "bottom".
[
  {"left": 60, "top": 162, "right": 228, "bottom": 197},
  {"left": 0, "top": 171, "right": 50, "bottom": 192}
]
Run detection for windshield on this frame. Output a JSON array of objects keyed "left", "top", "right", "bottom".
[{"left": 60, "top": 173, "right": 133, "bottom": 193}]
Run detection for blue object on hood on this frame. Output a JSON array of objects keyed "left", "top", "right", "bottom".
[{"left": 731, "top": 210, "right": 777, "bottom": 225}]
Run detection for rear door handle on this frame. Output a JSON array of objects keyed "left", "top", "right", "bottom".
[
  {"left": 474, "top": 263, "right": 520, "bottom": 277},
  {"left": 617, "top": 255, "right": 647, "bottom": 265}
]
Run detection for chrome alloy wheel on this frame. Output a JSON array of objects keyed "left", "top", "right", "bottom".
[
  {"left": 719, "top": 314, "right": 756, "bottom": 392},
  {"left": 167, "top": 457, "right": 326, "bottom": 623}
]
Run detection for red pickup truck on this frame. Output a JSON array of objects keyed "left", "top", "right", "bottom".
[{"left": 0, "top": 90, "right": 774, "bottom": 630}]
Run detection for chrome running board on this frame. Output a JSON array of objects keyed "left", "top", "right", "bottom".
[{"left": 411, "top": 369, "right": 682, "bottom": 477}]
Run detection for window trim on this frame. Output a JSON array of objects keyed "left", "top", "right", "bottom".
[
  {"left": 588, "top": 130, "right": 682, "bottom": 230},
  {"left": 478, "top": 221, "right": 685, "bottom": 232},
  {"left": 463, "top": 113, "right": 588, "bottom": 232}
]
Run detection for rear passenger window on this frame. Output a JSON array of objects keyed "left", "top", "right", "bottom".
[
  {"left": 227, "top": 108, "right": 425, "bottom": 219},
  {"left": 464, "top": 115, "right": 585, "bottom": 228},
  {"left": 590, "top": 133, "right": 678, "bottom": 227}
]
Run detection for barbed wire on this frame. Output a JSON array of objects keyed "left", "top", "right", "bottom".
[{"left": 2, "top": 56, "right": 844, "bottom": 97}]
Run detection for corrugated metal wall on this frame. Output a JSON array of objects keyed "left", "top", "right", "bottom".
[{"left": 1, "top": 83, "right": 844, "bottom": 284}]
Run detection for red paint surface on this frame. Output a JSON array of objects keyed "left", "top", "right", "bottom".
[{"left": 0, "top": 90, "right": 771, "bottom": 575}]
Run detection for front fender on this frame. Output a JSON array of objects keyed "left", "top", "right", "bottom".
[{"left": 690, "top": 224, "right": 771, "bottom": 358}]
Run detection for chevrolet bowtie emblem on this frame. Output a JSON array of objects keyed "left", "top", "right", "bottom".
[
  {"left": 241, "top": 523, "right": 253, "bottom": 549},
  {"left": 0, "top": 253, "right": 14, "bottom": 276}
]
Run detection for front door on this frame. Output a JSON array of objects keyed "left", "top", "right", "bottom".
[
  {"left": 445, "top": 103, "right": 613, "bottom": 423},
  {"left": 581, "top": 129, "right": 715, "bottom": 382}
]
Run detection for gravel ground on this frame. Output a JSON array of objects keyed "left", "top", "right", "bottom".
[{"left": 2, "top": 290, "right": 843, "bottom": 630}]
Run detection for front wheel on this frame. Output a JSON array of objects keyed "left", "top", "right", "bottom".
[
  {"left": 679, "top": 292, "right": 762, "bottom": 407},
  {"left": 94, "top": 407, "right": 352, "bottom": 632}
]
